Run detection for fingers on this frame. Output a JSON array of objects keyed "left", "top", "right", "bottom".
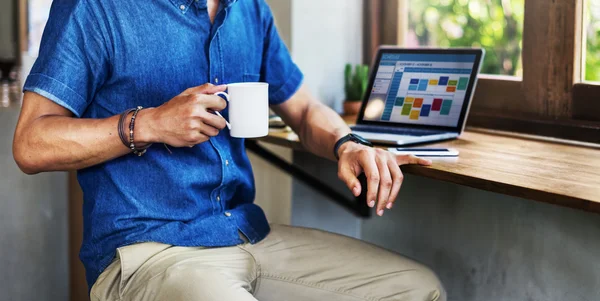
[
  {"left": 338, "top": 147, "right": 428, "bottom": 217},
  {"left": 180, "top": 123, "right": 217, "bottom": 147},
  {"left": 200, "top": 111, "right": 228, "bottom": 130},
  {"left": 386, "top": 159, "right": 404, "bottom": 210},
  {"left": 199, "top": 123, "right": 220, "bottom": 137},
  {"left": 358, "top": 149, "right": 379, "bottom": 209},
  {"left": 184, "top": 131, "right": 210, "bottom": 146},
  {"left": 396, "top": 154, "right": 432, "bottom": 166},
  {"left": 192, "top": 133, "right": 210, "bottom": 145},
  {"left": 194, "top": 94, "right": 227, "bottom": 111},
  {"left": 337, "top": 164, "right": 362, "bottom": 197},
  {"left": 160, "top": 83, "right": 229, "bottom": 148},
  {"left": 183, "top": 119, "right": 218, "bottom": 139},
  {"left": 183, "top": 83, "right": 227, "bottom": 95},
  {"left": 195, "top": 114, "right": 223, "bottom": 137},
  {"left": 375, "top": 154, "right": 392, "bottom": 216}
]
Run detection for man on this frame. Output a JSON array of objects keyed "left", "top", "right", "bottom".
[{"left": 13, "top": 0, "right": 445, "bottom": 300}]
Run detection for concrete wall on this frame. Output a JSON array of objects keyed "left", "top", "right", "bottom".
[
  {"left": 291, "top": 151, "right": 362, "bottom": 238},
  {"left": 0, "top": 106, "right": 69, "bottom": 301},
  {"left": 291, "top": 153, "right": 600, "bottom": 301}
]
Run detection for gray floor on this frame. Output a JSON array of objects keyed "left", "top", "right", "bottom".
[
  {"left": 0, "top": 82, "right": 69, "bottom": 301},
  {"left": 0, "top": 80, "right": 20, "bottom": 108}
]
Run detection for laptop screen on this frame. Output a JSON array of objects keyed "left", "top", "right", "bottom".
[{"left": 361, "top": 52, "right": 479, "bottom": 128}]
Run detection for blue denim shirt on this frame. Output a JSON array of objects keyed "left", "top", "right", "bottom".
[{"left": 24, "top": 0, "right": 303, "bottom": 288}]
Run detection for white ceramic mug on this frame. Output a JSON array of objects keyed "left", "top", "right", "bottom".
[{"left": 214, "top": 82, "right": 269, "bottom": 138}]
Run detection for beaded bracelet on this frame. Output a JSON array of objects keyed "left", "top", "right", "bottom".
[
  {"left": 118, "top": 107, "right": 151, "bottom": 156},
  {"left": 118, "top": 108, "right": 136, "bottom": 148},
  {"left": 129, "top": 106, "right": 151, "bottom": 156}
]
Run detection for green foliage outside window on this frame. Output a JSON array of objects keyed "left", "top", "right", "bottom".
[
  {"left": 408, "top": 0, "right": 524, "bottom": 76},
  {"left": 586, "top": 0, "right": 600, "bottom": 81},
  {"left": 408, "top": 0, "right": 600, "bottom": 81}
]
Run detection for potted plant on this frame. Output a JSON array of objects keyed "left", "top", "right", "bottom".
[{"left": 343, "top": 63, "right": 369, "bottom": 115}]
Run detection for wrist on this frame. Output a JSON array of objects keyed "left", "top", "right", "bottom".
[
  {"left": 336, "top": 140, "right": 358, "bottom": 158},
  {"left": 333, "top": 133, "right": 373, "bottom": 160},
  {"left": 133, "top": 108, "right": 159, "bottom": 144}
]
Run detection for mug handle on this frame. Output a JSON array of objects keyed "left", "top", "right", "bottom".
[{"left": 213, "top": 92, "right": 232, "bottom": 130}]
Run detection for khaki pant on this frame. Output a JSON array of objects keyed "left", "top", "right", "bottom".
[{"left": 91, "top": 224, "right": 445, "bottom": 301}]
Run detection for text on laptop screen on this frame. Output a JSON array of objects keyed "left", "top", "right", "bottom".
[{"left": 363, "top": 53, "right": 477, "bottom": 127}]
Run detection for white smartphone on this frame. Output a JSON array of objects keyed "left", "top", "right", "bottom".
[{"left": 388, "top": 147, "right": 459, "bottom": 157}]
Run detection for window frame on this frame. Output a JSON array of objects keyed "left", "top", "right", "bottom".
[{"left": 365, "top": 0, "right": 600, "bottom": 144}]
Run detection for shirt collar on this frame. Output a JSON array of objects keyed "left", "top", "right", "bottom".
[{"left": 170, "top": 0, "right": 238, "bottom": 11}]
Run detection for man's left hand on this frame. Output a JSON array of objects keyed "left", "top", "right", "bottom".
[{"left": 337, "top": 143, "right": 432, "bottom": 216}]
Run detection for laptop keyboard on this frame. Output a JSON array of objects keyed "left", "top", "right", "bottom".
[{"left": 351, "top": 124, "right": 444, "bottom": 137}]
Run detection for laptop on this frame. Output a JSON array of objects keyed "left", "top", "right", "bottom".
[{"left": 352, "top": 47, "right": 485, "bottom": 146}]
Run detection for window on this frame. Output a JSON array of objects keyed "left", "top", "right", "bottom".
[
  {"left": 584, "top": 0, "right": 600, "bottom": 81},
  {"left": 407, "top": 0, "right": 524, "bottom": 76},
  {"left": 365, "top": 0, "right": 600, "bottom": 144}
]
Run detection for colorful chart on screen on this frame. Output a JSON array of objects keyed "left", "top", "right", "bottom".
[{"left": 363, "top": 53, "right": 477, "bottom": 128}]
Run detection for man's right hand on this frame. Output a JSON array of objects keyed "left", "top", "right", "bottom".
[{"left": 137, "top": 84, "right": 229, "bottom": 147}]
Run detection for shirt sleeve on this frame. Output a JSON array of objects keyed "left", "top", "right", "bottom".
[
  {"left": 259, "top": 1, "right": 304, "bottom": 105},
  {"left": 23, "top": 1, "right": 110, "bottom": 117}
]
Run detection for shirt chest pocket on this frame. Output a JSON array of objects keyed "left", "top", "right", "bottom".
[
  {"left": 219, "top": 23, "right": 264, "bottom": 84},
  {"left": 243, "top": 73, "right": 261, "bottom": 82}
]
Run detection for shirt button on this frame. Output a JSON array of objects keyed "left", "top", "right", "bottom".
[
  {"left": 179, "top": 4, "right": 186, "bottom": 10},
  {"left": 216, "top": 195, "right": 221, "bottom": 201},
  {"left": 224, "top": 211, "right": 232, "bottom": 217},
  {"left": 225, "top": 160, "right": 229, "bottom": 166},
  {"left": 214, "top": 77, "right": 219, "bottom": 84}
]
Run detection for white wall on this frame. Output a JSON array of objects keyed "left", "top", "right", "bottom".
[
  {"left": 27, "top": 0, "right": 53, "bottom": 56},
  {"left": 291, "top": 0, "right": 363, "bottom": 111}
]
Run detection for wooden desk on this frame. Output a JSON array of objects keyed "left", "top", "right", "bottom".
[{"left": 258, "top": 116, "right": 600, "bottom": 214}]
